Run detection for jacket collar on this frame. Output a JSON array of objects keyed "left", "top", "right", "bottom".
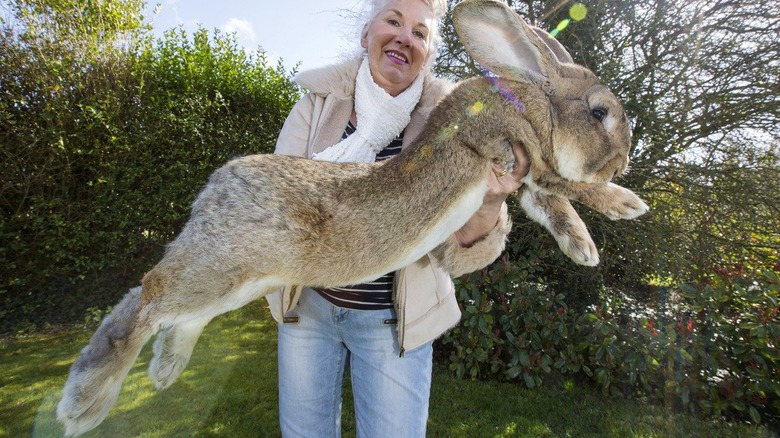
[{"left": 294, "top": 56, "right": 362, "bottom": 100}]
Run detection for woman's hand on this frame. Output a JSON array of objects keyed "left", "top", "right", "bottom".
[
  {"left": 485, "top": 141, "right": 530, "bottom": 201},
  {"left": 455, "top": 142, "right": 530, "bottom": 246}
]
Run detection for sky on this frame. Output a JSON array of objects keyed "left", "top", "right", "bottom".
[{"left": 145, "top": 0, "right": 367, "bottom": 71}]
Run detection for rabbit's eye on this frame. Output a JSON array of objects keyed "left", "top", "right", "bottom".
[
  {"left": 591, "top": 108, "right": 608, "bottom": 122},
  {"left": 591, "top": 108, "right": 607, "bottom": 122}
]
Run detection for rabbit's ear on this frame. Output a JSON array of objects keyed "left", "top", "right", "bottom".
[
  {"left": 532, "top": 27, "right": 574, "bottom": 64},
  {"left": 452, "top": 0, "right": 561, "bottom": 82}
]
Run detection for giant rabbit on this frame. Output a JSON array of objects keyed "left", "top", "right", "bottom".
[{"left": 57, "top": 0, "right": 648, "bottom": 435}]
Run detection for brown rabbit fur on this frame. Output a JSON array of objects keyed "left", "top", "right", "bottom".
[{"left": 57, "top": 0, "right": 647, "bottom": 435}]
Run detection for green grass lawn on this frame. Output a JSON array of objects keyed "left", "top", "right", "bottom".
[{"left": 1, "top": 304, "right": 776, "bottom": 438}]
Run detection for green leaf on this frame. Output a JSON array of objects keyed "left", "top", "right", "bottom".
[
  {"left": 584, "top": 313, "right": 599, "bottom": 321},
  {"left": 582, "top": 365, "right": 593, "bottom": 377},
  {"left": 518, "top": 350, "right": 531, "bottom": 367},
  {"left": 506, "top": 365, "right": 522, "bottom": 379},
  {"left": 749, "top": 406, "right": 761, "bottom": 424},
  {"left": 523, "top": 372, "right": 536, "bottom": 388}
]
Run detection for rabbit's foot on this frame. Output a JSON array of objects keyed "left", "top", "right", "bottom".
[
  {"left": 57, "top": 359, "right": 127, "bottom": 436},
  {"left": 148, "top": 348, "right": 190, "bottom": 390},
  {"left": 586, "top": 183, "right": 649, "bottom": 220},
  {"left": 149, "top": 318, "right": 208, "bottom": 390},
  {"left": 553, "top": 225, "right": 600, "bottom": 266},
  {"left": 520, "top": 189, "right": 600, "bottom": 266}
]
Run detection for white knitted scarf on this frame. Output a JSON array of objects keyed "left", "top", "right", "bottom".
[{"left": 313, "top": 56, "right": 425, "bottom": 163}]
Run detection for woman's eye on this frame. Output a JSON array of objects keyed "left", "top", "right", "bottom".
[
  {"left": 591, "top": 108, "right": 607, "bottom": 122},
  {"left": 387, "top": 18, "right": 400, "bottom": 26},
  {"left": 414, "top": 30, "right": 426, "bottom": 39}
]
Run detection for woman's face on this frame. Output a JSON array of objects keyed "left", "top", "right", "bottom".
[{"left": 361, "top": 0, "right": 435, "bottom": 96}]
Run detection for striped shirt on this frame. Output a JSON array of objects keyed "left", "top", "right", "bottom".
[{"left": 314, "top": 121, "right": 403, "bottom": 309}]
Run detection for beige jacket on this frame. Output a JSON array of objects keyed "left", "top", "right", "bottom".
[{"left": 265, "top": 56, "right": 511, "bottom": 352}]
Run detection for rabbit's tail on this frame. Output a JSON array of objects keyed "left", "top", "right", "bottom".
[{"left": 57, "top": 286, "right": 157, "bottom": 436}]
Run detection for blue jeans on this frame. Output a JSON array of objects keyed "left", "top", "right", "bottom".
[{"left": 277, "top": 288, "right": 432, "bottom": 438}]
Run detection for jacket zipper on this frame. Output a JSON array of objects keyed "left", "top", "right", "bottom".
[{"left": 394, "top": 271, "right": 406, "bottom": 357}]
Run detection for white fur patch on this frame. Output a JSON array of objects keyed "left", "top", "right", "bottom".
[
  {"left": 177, "top": 277, "right": 283, "bottom": 324},
  {"left": 224, "top": 278, "right": 282, "bottom": 311},
  {"left": 410, "top": 182, "right": 488, "bottom": 259},
  {"left": 554, "top": 144, "right": 594, "bottom": 182},
  {"left": 602, "top": 114, "right": 617, "bottom": 134},
  {"left": 520, "top": 190, "right": 552, "bottom": 230}
]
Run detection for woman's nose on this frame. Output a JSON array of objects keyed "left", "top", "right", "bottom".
[{"left": 395, "top": 27, "right": 412, "bottom": 47}]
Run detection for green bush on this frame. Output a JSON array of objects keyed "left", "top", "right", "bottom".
[
  {"left": 440, "top": 257, "right": 780, "bottom": 425},
  {"left": 0, "top": 2, "right": 300, "bottom": 332},
  {"left": 583, "top": 268, "right": 780, "bottom": 424},
  {"left": 440, "top": 231, "right": 584, "bottom": 385}
]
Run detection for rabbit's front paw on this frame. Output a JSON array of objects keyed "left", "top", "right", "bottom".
[
  {"left": 599, "top": 184, "right": 649, "bottom": 220},
  {"left": 553, "top": 225, "right": 600, "bottom": 266},
  {"left": 520, "top": 190, "right": 601, "bottom": 266}
]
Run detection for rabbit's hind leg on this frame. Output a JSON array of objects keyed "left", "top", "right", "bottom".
[
  {"left": 149, "top": 316, "right": 211, "bottom": 390},
  {"left": 148, "top": 275, "right": 282, "bottom": 390},
  {"left": 57, "top": 286, "right": 156, "bottom": 437}
]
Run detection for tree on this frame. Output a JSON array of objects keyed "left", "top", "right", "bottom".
[{"left": 607, "top": 0, "right": 780, "bottom": 283}]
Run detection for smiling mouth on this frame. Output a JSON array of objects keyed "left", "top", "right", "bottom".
[{"left": 385, "top": 50, "right": 408, "bottom": 64}]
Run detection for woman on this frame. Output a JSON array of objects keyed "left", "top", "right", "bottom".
[{"left": 266, "top": 0, "right": 529, "bottom": 436}]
